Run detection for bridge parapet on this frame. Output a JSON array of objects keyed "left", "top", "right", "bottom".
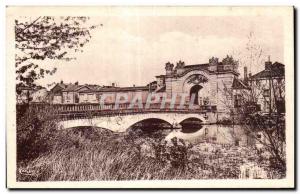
[{"left": 26, "top": 103, "right": 217, "bottom": 120}]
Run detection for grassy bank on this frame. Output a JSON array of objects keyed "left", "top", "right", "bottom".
[
  {"left": 18, "top": 125, "right": 274, "bottom": 181},
  {"left": 17, "top": 127, "right": 196, "bottom": 181}
]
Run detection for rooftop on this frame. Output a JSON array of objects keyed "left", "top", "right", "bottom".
[
  {"left": 251, "top": 62, "right": 284, "bottom": 80},
  {"left": 232, "top": 78, "right": 250, "bottom": 90}
]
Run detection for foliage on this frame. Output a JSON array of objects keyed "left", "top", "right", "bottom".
[
  {"left": 16, "top": 124, "right": 260, "bottom": 181},
  {"left": 244, "top": 113, "right": 286, "bottom": 173},
  {"left": 15, "top": 16, "right": 100, "bottom": 87},
  {"left": 218, "top": 61, "right": 286, "bottom": 176},
  {"left": 222, "top": 55, "right": 239, "bottom": 72},
  {"left": 230, "top": 31, "right": 267, "bottom": 75},
  {"left": 16, "top": 105, "right": 58, "bottom": 162}
]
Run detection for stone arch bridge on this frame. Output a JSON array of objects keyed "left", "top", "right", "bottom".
[
  {"left": 59, "top": 112, "right": 211, "bottom": 132},
  {"left": 29, "top": 103, "right": 217, "bottom": 132}
]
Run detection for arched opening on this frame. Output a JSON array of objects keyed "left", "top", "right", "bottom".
[
  {"left": 128, "top": 118, "right": 173, "bottom": 138},
  {"left": 179, "top": 117, "right": 203, "bottom": 133},
  {"left": 190, "top": 85, "right": 203, "bottom": 105}
]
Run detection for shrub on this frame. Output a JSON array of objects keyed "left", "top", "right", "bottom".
[{"left": 16, "top": 105, "right": 58, "bottom": 163}]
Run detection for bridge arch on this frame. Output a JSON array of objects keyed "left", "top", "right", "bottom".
[
  {"left": 58, "top": 113, "right": 209, "bottom": 132},
  {"left": 127, "top": 118, "right": 172, "bottom": 132},
  {"left": 123, "top": 114, "right": 179, "bottom": 131},
  {"left": 179, "top": 116, "right": 203, "bottom": 124},
  {"left": 176, "top": 114, "right": 205, "bottom": 124}
]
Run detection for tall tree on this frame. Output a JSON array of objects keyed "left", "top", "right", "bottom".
[{"left": 15, "top": 16, "right": 100, "bottom": 88}]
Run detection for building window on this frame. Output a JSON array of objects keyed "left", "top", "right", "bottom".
[
  {"left": 235, "top": 140, "right": 240, "bottom": 146},
  {"left": 245, "top": 169, "right": 250, "bottom": 178},
  {"left": 203, "top": 97, "right": 209, "bottom": 105},
  {"left": 66, "top": 93, "right": 71, "bottom": 100},
  {"left": 75, "top": 94, "right": 79, "bottom": 103},
  {"left": 88, "top": 94, "right": 94, "bottom": 102},
  {"left": 256, "top": 80, "right": 261, "bottom": 87},
  {"left": 264, "top": 99, "right": 270, "bottom": 112},
  {"left": 204, "top": 128, "right": 208, "bottom": 136},
  {"left": 263, "top": 89, "right": 270, "bottom": 97},
  {"left": 234, "top": 94, "right": 242, "bottom": 108},
  {"left": 257, "top": 134, "right": 262, "bottom": 139},
  {"left": 79, "top": 93, "right": 87, "bottom": 102},
  {"left": 199, "top": 97, "right": 203, "bottom": 105}
]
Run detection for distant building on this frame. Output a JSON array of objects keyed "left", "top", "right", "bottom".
[
  {"left": 49, "top": 82, "right": 102, "bottom": 104},
  {"left": 16, "top": 85, "right": 48, "bottom": 104},
  {"left": 249, "top": 60, "right": 285, "bottom": 113},
  {"left": 232, "top": 76, "right": 251, "bottom": 109},
  {"left": 49, "top": 81, "right": 155, "bottom": 104},
  {"left": 31, "top": 87, "right": 48, "bottom": 103}
]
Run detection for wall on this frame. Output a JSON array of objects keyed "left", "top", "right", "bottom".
[
  {"left": 79, "top": 93, "right": 97, "bottom": 103},
  {"left": 215, "top": 74, "right": 235, "bottom": 114},
  {"left": 62, "top": 92, "right": 75, "bottom": 104},
  {"left": 31, "top": 89, "right": 48, "bottom": 103},
  {"left": 250, "top": 78, "right": 285, "bottom": 113},
  {"left": 53, "top": 95, "right": 62, "bottom": 104}
]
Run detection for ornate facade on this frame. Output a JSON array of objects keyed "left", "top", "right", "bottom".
[{"left": 154, "top": 55, "right": 244, "bottom": 114}]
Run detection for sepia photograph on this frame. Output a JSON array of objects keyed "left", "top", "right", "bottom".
[{"left": 6, "top": 6, "right": 294, "bottom": 189}]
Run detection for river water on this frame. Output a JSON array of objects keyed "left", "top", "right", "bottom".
[
  {"left": 131, "top": 120, "right": 254, "bottom": 146},
  {"left": 165, "top": 124, "right": 253, "bottom": 146}
]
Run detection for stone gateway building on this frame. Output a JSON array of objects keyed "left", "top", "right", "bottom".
[{"left": 156, "top": 56, "right": 247, "bottom": 114}]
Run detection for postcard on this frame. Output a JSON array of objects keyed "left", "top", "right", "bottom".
[{"left": 6, "top": 6, "right": 294, "bottom": 189}]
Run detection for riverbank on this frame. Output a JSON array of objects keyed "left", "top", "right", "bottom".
[{"left": 16, "top": 127, "right": 285, "bottom": 181}]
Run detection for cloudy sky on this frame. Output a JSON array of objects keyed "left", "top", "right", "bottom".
[{"left": 37, "top": 15, "right": 284, "bottom": 87}]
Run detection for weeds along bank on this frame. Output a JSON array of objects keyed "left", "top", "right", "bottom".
[
  {"left": 16, "top": 106, "right": 193, "bottom": 181},
  {"left": 16, "top": 127, "right": 239, "bottom": 181}
]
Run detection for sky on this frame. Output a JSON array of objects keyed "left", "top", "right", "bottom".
[{"left": 36, "top": 15, "right": 284, "bottom": 88}]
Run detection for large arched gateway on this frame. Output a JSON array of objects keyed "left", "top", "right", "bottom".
[
  {"left": 156, "top": 56, "right": 242, "bottom": 114},
  {"left": 189, "top": 85, "right": 202, "bottom": 105}
]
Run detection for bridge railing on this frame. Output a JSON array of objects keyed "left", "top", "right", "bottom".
[
  {"left": 49, "top": 103, "right": 216, "bottom": 112},
  {"left": 25, "top": 102, "right": 217, "bottom": 119}
]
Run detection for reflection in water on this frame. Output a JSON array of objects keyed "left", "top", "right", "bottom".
[
  {"left": 180, "top": 118, "right": 203, "bottom": 133},
  {"left": 130, "top": 118, "right": 172, "bottom": 139},
  {"left": 131, "top": 119, "right": 252, "bottom": 145},
  {"left": 166, "top": 125, "right": 253, "bottom": 146},
  {"left": 130, "top": 118, "right": 252, "bottom": 146},
  {"left": 181, "top": 126, "right": 202, "bottom": 133}
]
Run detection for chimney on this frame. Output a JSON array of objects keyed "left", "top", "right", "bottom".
[
  {"left": 75, "top": 81, "right": 79, "bottom": 85},
  {"left": 244, "top": 66, "right": 248, "bottom": 79},
  {"left": 265, "top": 61, "right": 272, "bottom": 71},
  {"left": 112, "top": 83, "right": 115, "bottom": 87},
  {"left": 265, "top": 56, "right": 272, "bottom": 70},
  {"left": 60, "top": 80, "right": 64, "bottom": 84}
]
